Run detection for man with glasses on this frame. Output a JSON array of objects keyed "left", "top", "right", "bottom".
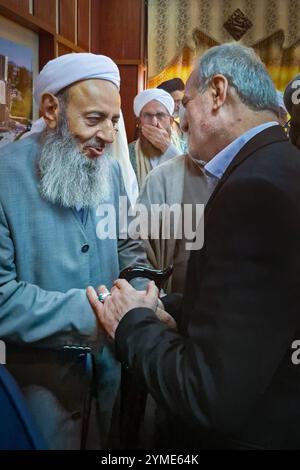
[{"left": 128, "top": 89, "right": 185, "bottom": 188}]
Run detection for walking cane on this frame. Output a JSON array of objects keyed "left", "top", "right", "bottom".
[{"left": 118, "top": 265, "right": 173, "bottom": 448}]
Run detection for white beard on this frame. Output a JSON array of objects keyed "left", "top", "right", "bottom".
[{"left": 38, "top": 117, "right": 112, "bottom": 208}]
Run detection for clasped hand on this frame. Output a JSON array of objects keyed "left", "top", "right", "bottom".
[{"left": 86, "top": 279, "right": 176, "bottom": 339}]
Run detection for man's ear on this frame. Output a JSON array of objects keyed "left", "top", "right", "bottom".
[
  {"left": 210, "top": 75, "right": 228, "bottom": 110},
  {"left": 39, "top": 93, "right": 60, "bottom": 129}
]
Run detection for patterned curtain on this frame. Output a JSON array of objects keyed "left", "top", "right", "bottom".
[{"left": 148, "top": 0, "right": 300, "bottom": 91}]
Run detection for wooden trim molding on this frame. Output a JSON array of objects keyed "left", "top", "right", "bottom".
[
  {"left": 115, "top": 59, "right": 144, "bottom": 65},
  {"left": 0, "top": 0, "right": 56, "bottom": 34},
  {"left": 56, "top": 34, "right": 85, "bottom": 53}
]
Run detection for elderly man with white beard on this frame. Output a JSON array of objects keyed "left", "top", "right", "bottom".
[
  {"left": 128, "top": 89, "right": 185, "bottom": 188},
  {"left": 0, "top": 53, "right": 153, "bottom": 450}
]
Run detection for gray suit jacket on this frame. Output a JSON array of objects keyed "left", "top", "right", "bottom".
[{"left": 0, "top": 135, "right": 148, "bottom": 448}]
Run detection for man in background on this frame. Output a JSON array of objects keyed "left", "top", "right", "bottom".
[
  {"left": 137, "top": 154, "right": 208, "bottom": 293},
  {"left": 157, "top": 77, "right": 185, "bottom": 119},
  {"left": 157, "top": 77, "right": 187, "bottom": 150},
  {"left": 128, "top": 88, "right": 184, "bottom": 188}
]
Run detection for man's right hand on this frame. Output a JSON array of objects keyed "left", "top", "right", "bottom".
[
  {"left": 141, "top": 123, "right": 170, "bottom": 153},
  {"left": 155, "top": 306, "right": 177, "bottom": 329},
  {"left": 89, "top": 282, "right": 176, "bottom": 339}
]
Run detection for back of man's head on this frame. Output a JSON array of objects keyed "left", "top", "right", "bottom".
[
  {"left": 195, "top": 43, "right": 278, "bottom": 114},
  {"left": 157, "top": 78, "right": 185, "bottom": 94}
]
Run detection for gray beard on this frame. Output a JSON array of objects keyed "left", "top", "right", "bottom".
[{"left": 38, "top": 119, "right": 112, "bottom": 208}]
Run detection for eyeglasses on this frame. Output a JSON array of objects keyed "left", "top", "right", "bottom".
[{"left": 140, "top": 112, "right": 170, "bottom": 121}]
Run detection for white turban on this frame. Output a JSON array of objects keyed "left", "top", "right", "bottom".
[
  {"left": 133, "top": 89, "right": 174, "bottom": 117},
  {"left": 23, "top": 53, "right": 138, "bottom": 206},
  {"left": 34, "top": 52, "right": 120, "bottom": 105}
]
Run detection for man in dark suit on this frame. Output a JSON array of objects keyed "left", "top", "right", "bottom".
[{"left": 87, "top": 43, "right": 300, "bottom": 449}]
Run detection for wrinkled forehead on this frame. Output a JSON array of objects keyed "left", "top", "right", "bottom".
[
  {"left": 67, "top": 78, "right": 120, "bottom": 107},
  {"left": 140, "top": 99, "right": 169, "bottom": 115}
]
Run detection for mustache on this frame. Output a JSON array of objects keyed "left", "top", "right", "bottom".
[{"left": 82, "top": 137, "right": 105, "bottom": 151}]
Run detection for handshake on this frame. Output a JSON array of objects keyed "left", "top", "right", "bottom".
[{"left": 86, "top": 266, "right": 176, "bottom": 339}]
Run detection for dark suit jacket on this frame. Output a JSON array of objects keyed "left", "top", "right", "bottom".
[{"left": 115, "top": 125, "right": 300, "bottom": 449}]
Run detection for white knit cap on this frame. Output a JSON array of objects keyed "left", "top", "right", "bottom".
[
  {"left": 133, "top": 89, "right": 174, "bottom": 117},
  {"left": 26, "top": 54, "right": 138, "bottom": 206},
  {"left": 34, "top": 52, "right": 120, "bottom": 105}
]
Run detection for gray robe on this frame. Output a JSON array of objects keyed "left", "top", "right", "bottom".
[
  {"left": 0, "top": 135, "right": 149, "bottom": 449},
  {"left": 137, "top": 154, "right": 209, "bottom": 293}
]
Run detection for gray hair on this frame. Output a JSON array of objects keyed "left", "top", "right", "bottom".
[
  {"left": 196, "top": 43, "right": 278, "bottom": 113},
  {"left": 56, "top": 86, "right": 69, "bottom": 111}
]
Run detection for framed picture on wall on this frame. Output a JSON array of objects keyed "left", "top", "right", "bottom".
[{"left": 0, "top": 14, "right": 38, "bottom": 148}]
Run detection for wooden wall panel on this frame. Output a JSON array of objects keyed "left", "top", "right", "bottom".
[
  {"left": 39, "top": 32, "right": 56, "bottom": 69},
  {"left": 33, "top": 0, "right": 56, "bottom": 30},
  {"left": 3, "top": 0, "right": 29, "bottom": 13},
  {"left": 90, "top": 0, "right": 100, "bottom": 54},
  {"left": 78, "top": 0, "right": 89, "bottom": 50},
  {"left": 90, "top": 0, "right": 146, "bottom": 140},
  {"left": 91, "top": 0, "right": 144, "bottom": 60},
  {"left": 119, "top": 65, "right": 140, "bottom": 143},
  {"left": 0, "top": 0, "right": 147, "bottom": 140},
  {"left": 0, "top": 0, "right": 91, "bottom": 89},
  {"left": 59, "top": 0, "right": 76, "bottom": 43}
]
